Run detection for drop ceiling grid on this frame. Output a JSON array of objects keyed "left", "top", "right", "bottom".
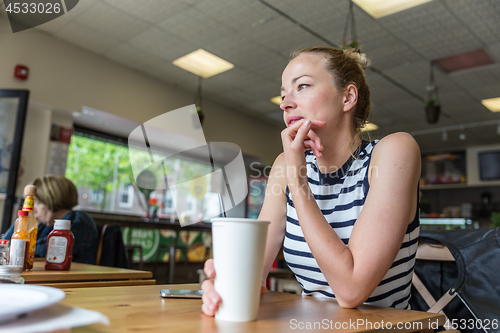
[
  {"left": 211, "top": 89, "right": 263, "bottom": 110},
  {"left": 35, "top": 0, "right": 97, "bottom": 33},
  {"left": 241, "top": 16, "right": 319, "bottom": 57},
  {"left": 146, "top": 62, "right": 199, "bottom": 92},
  {"left": 368, "top": 85, "right": 411, "bottom": 107},
  {"left": 54, "top": 21, "right": 122, "bottom": 55},
  {"left": 446, "top": 0, "right": 500, "bottom": 46},
  {"left": 366, "top": 47, "right": 422, "bottom": 72},
  {"left": 157, "top": 7, "right": 235, "bottom": 48},
  {"left": 266, "top": 0, "right": 348, "bottom": 43},
  {"left": 194, "top": 0, "right": 275, "bottom": 33},
  {"left": 103, "top": 43, "right": 168, "bottom": 73},
  {"left": 127, "top": 27, "right": 196, "bottom": 61},
  {"left": 102, "top": 0, "right": 191, "bottom": 24},
  {"left": 74, "top": 2, "right": 152, "bottom": 41},
  {"left": 240, "top": 79, "right": 280, "bottom": 101},
  {"left": 204, "top": 67, "right": 266, "bottom": 93},
  {"left": 202, "top": 33, "right": 280, "bottom": 71},
  {"left": 450, "top": 69, "right": 500, "bottom": 96},
  {"left": 12, "top": 0, "right": 498, "bottom": 150},
  {"left": 377, "top": 60, "right": 430, "bottom": 96},
  {"left": 437, "top": 90, "right": 480, "bottom": 113},
  {"left": 468, "top": 83, "right": 500, "bottom": 101},
  {"left": 487, "top": 42, "right": 500, "bottom": 60}
]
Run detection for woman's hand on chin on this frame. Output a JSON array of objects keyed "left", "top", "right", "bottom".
[{"left": 281, "top": 118, "right": 325, "bottom": 166}]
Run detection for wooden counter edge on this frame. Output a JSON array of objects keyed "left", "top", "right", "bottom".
[{"left": 35, "top": 279, "right": 156, "bottom": 289}]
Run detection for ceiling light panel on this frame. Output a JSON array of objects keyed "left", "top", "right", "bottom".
[
  {"left": 173, "top": 49, "right": 234, "bottom": 78},
  {"left": 482, "top": 97, "right": 500, "bottom": 112},
  {"left": 362, "top": 122, "right": 379, "bottom": 132},
  {"left": 270, "top": 96, "right": 282, "bottom": 106},
  {"left": 353, "top": 0, "right": 433, "bottom": 19}
]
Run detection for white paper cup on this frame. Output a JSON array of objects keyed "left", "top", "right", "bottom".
[{"left": 211, "top": 217, "right": 270, "bottom": 322}]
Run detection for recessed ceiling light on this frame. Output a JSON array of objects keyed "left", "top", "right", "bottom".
[
  {"left": 270, "top": 96, "right": 282, "bottom": 105},
  {"left": 361, "top": 122, "right": 379, "bottom": 132},
  {"left": 173, "top": 49, "right": 234, "bottom": 78},
  {"left": 482, "top": 97, "right": 500, "bottom": 112},
  {"left": 353, "top": 0, "right": 432, "bottom": 18}
]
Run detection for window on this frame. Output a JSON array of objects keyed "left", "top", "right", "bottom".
[
  {"left": 118, "top": 183, "right": 134, "bottom": 208},
  {"left": 89, "top": 188, "right": 104, "bottom": 204},
  {"left": 66, "top": 128, "right": 222, "bottom": 220}
]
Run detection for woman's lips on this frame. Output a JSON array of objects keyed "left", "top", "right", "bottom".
[{"left": 287, "top": 116, "right": 304, "bottom": 126}]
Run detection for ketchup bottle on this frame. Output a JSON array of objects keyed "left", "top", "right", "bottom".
[{"left": 45, "top": 219, "right": 75, "bottom": 270}]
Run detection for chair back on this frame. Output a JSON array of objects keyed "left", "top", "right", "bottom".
[{"left": 95, "top": 224, "right": 128, "bottom": 268}]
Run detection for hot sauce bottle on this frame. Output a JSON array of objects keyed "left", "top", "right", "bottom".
[
  {"left": 22, "top": 185, "right": 38, "bottom": 270},
  {"left": 9, "top": 211, "right": 30, "bottom": 270},
  {"left": 45, "top": 220, "right": 74, "bottom": 271}
]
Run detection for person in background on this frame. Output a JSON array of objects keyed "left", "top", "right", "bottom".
[
  {"left": 3, "top": 174, "right": 99, "bottom": 264},
  {"left": 202, "top": 46, "right": 421, "bottom": 314}
]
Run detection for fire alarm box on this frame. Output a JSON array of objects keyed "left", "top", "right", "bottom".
[{"left": 14, "top": 65, "right": 29, "bottom": 80}]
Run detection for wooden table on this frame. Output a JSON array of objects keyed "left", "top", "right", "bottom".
[
  {"left": 65, "top": 284, "right": 445, "bottom": 332},
  {"left": 21, "top": 261, "right": 155, "bottom": 288}
]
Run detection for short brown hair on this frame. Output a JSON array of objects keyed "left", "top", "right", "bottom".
[
  {"left": 291, "top": 47, "right": 371, "bottom": 133},
  {"left": 32, "top": 175, "right": 78, "bottom": 212}
]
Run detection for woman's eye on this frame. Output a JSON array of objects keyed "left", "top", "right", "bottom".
[{"left": 298, "top": 84, "right": 308, "bottom": 90}]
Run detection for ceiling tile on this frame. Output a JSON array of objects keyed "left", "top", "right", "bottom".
[
  {"left": 128, "top": 27, "right": 196, "bottom": 61},
  {"left": 75, "top": 2, "right": 152, "bottom": 40},
  {"left": 158, "top": 8, "right": 235, "bottom": 47},
  {"left": 54, "top": 22, "right": 121, "bottom": 54},
  {"left": 35, "top": 0, "right": 97, "bottom": 33},
  {"left": 102, "top": 0, "right": 190, "bottom": 24}
]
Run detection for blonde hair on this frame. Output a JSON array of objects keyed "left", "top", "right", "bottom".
[
  {"left": 291, "top": 46, "right": 371, "bottom": 133},
  {"left": 32, "top": 175, "right": 78, "bottom": 212}
]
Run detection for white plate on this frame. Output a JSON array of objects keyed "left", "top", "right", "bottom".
[{"left": 0, "top": 285, "right": 65, "bottom": 323}]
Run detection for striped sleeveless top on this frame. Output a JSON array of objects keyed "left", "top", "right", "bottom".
[{"left": 283, "top": 140, "right": 420, "bottom": 309}]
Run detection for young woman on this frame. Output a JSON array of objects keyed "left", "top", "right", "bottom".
[
  {"left": 3, "top": 174, "right": 99, "bottom": 264},
  {"left": 202, "top": 46, "right": 421, "bottom": 313}
]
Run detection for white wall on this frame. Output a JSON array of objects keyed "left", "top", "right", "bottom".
[{"left": 0, "top": 18, "right": 283, "bottom": 175}]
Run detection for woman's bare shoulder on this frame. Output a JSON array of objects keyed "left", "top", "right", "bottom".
[{"left": 372, "top": 132, "right": 420, "bottom": 160}]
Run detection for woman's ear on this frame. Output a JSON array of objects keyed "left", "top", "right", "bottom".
[{"left": 342, "top": 84, "right": 358, "bottom": 112}]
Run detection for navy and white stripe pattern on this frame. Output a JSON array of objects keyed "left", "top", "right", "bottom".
[{"left": 283, "top": 140, "right": 420, "bottom": 309}]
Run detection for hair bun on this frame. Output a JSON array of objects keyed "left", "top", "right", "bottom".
[{"left": 343, "top": 48, "right": 371, "bottom": 70}]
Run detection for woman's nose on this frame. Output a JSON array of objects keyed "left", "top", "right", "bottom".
[{"left": 280, "top": 95, "right": 296, "bottom": 111}]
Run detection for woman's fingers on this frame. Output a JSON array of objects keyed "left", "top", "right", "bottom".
[
  {"left": 201, "top": 279, "right": 221, "bottom": 316},
  {"left": 201, "top": 259, "right": 220, "bottom": 316},
  {"left": 304, "top": 139, "right": 322, "bottom": 158},
  {"left": 290, "top": 120, "right": 312, "bottom": 148},
  {"left": 204, "top": 258, "right": 215, "bottom": 279},
  {"left": 310, "top": 120, "right": 326, "bottom": 128},
  {"left": 284, "top": 119, "right": 324, "bottom": 149},
  {"left": 306, "top": 129, "right": 323, "bottom": 153}
]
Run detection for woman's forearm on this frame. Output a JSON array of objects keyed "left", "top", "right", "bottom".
[{"left": 288, "top": 177, "right": 364, "bottom": 307}]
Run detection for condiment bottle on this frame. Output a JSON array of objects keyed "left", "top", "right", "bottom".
[
  {"left": 22, "top": 185, "right": 38, "bottom": 270},
  {"left": 45, "top": 219, "right": 74, "bottom": 270},
  {"left": 9, "top": 211, "right": 30, "bottom": 270}
]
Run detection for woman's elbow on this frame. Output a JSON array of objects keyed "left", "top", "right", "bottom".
[{"left": 335, "top": 290, "right": 368, "bottom": 309}]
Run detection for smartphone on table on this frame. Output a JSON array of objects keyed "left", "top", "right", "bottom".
[{"left": 160, "top": 289, "right": 203, "bottom": 299}]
